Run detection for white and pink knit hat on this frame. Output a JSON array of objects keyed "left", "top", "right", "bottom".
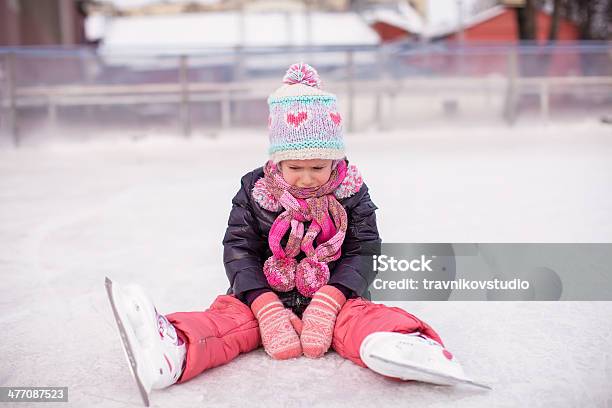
[{"left": 267, "top": 63, "right": 346, "bottom": 163}]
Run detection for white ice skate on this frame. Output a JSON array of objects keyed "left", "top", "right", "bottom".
[
  {"left": 360, "top": 332, "right": 491, "bottom": 390},
  {"left": 105, "top": 277, "right": 186, "bottom": 406}
]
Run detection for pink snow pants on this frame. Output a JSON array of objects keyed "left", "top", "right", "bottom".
[{"left": 166, "top": 294, "right": 443, "bottom": 383}]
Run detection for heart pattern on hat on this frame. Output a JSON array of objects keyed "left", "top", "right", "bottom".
[
  {"left": 329, "top": 112, "right": 342, "bottom": 126},
  {"left": 286, "top": 111, "right": 309, "bottom": 128}
]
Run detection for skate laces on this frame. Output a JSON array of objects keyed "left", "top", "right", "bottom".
[
  {"left": 155, "top": 310, "right": 184, "bottom": 347},
  {"left": 407, "top": 332, "right": 442, "bottom": 347}
]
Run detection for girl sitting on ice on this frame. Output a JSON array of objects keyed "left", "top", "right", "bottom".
[{"left": 106, "top": 63, "right": 476, "bottom": 406}]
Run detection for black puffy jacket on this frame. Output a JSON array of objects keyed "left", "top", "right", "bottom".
[{"left": 222, "top": 166, "right": 382, "bottom": 315}]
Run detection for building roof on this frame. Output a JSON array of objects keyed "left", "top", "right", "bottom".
[
  {"left": 424, "top": 5, "right": 507, "bottom": 39},
  {"left": 361, "top": 2, "right": 424, "bottom": 35},
  {"left": 95, "top": 10, "right": 380, "bottom": 53}
]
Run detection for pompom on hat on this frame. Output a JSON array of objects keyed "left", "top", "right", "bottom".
[{"left": 267, "top": 63, "right": 346, "bottom": 163}]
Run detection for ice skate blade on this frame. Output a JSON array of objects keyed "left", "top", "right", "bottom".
[
  {"left": 105, "top": 277, "right": 152, "bottom": 407},
  {"left": 368, "top": 353, "right": 492, "bottom": 390}
]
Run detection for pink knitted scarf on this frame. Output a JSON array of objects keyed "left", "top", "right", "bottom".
[{"left": 262, "top": 159, "right": 348, "bottom": 297}]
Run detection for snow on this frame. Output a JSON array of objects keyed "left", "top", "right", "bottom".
[
  {"left": 424, "top": 0, "right": 480, "bottom": 39},
  {"left": 85, "top": 14, "right": 108, "bottom": 42},
  {"left": 1, "top": 122, "right": 611, "bottom": 407},
  {"left": 361, "top": 3, "right": 425, "bottom": 35},
  {"left": 98, "top": 11, "right": 379, "bottom": 52},
  {"left": 95, "top": 11, "right": 380, "bottom": 68}
]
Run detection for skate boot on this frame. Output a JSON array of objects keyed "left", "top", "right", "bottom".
[
  {"left": 105, "top": 277, "right": 187, "bottom": 406},
  {"left": 360, "top": 331, "right": 490, "bottom": 390}
]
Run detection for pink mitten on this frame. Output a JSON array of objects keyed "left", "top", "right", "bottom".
[
  {"left": 251, "top": 292, "right": 302, "bottom": 360},
  {"left": 288, "top": 310, "right": 303, "bottom": 336},
  {"left": 300, "top": 285, "right": 347, "bottom": 358}
]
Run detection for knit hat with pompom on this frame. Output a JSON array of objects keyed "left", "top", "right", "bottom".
[{"left": 267, "top": 63, "right": 345, "bottom": 163}]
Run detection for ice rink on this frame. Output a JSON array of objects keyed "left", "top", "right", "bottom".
[{"left": 1, "top": 122, "right": 611, "bottom": 407}]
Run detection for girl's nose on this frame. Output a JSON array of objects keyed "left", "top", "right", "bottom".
[{"left": 300, "top": 175, "right": 315, "bottom": 187}]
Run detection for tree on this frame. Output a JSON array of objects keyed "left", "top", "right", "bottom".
[
  {"left": 516, "top": 0, "right": 538, "bottom": 40},
  {"left": 548, "top": 0, "right": 562, "bottom": 41},
  {"left": 559, "top": 0, "right": 611, "bottom": 40},
  {"left": 470, "top": 0, "right": 611, "bottom": 41}
]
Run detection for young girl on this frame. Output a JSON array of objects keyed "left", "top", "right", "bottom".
[{"left": 106, "top": 63, "right": 477, "bottom": 407}]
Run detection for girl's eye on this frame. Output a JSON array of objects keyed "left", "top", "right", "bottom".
[
  {"left": 313, "top": 167, "right": 324, "bottom": 170},
  {"left": 289, "top": 167, "right": 300, "bottom": 170}
]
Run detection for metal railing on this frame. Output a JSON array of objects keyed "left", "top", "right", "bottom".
[{"left": 1, "top": 42, "right": 611, "bottom": 146}]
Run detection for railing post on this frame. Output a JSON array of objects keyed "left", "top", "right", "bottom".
[
  {"left": 375, "top": 46, "right": 391, "bottom": 131},
  {"left": 375, "top": 47, "right": 383, "bottom": 131},
  {"left": 346, "top": 50, "right": 355, "bottom": 133},
  {"left": 503, "top": 47, "right": 519, "bottom": 125},
  {"left": 539, "top": 81, "right": 549, "bottom": 122},
  {"left": 221, "top": 90, "right": 231, "bottom": 130},
  {"left": 179, "top": 55, "right": 191, "bottom": 137},
  {"left": 5, "top": 52, "right": 19, "bottom": 146},
  {"left": 233, "top": 46, "right": 245, "bottom": 127},
  {"left": 47, "top": 94, "right": 58, "bottom": 130}
]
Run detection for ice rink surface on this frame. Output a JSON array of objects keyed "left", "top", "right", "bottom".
[{"left": 1, "top": 122, "right": 611, "bottom": 407}]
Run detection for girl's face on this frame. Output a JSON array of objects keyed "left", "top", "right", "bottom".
[{"left": 279, "top": 159, "right": 333, "bottom": 188}]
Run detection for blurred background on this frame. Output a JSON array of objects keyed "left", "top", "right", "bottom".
[{"left": 0, "top": 0, "right": 610, "bottom": 144}]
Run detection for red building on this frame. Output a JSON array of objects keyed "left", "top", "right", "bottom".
[
  {"left": 366, "top": 5, "right": 580, "bottom": 46},
  {"left": 408, "top": 5, "right": 583, "bottom": 77},
  {"left": 370, "top": 20, "right": 417, "bottom": 42},
  {"left": 444, "top": 5, "right": 580, "bottom": 43}
]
